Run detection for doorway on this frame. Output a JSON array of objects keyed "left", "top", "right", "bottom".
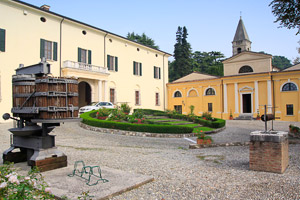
[
  {"left": 174, "top": 105, "right": 182, "bottom": 114},
  {"left": 79, "top": 81, "right": 91, "bottom": 108},
  {"left": 242, "top": 93, "right": 252, "bottom": 113}
]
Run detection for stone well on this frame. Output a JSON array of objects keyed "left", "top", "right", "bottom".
[{"left": 249, "top": 131, "right": 289, "bottom": 174}]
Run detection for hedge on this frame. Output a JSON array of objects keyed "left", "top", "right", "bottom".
[
  {"left": 80, "top": 110, "right": 193, "bottom": 134},
  {"left": 133, "top": 109, "right": 167, "bottom": 116},
  {"left": 133, "top": 109, "right": 226, "bottom": 129}
]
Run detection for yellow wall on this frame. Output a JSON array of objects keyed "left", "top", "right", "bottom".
[{"left": 167, "top": 71, "right": 300, "bottom": 122}]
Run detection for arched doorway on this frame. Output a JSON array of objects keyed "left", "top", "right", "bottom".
[{"left": 78, "top": 81, "right": 91, "bottom": 108}]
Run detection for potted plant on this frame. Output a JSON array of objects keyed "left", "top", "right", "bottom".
[
  {"left": 197, "top": 133, "right": 213, "bottom": 145},
  {"left": 96, "top": 108, "right": 111, "bottom": 120},
  {"left": 229, "top": 110, "right": 233, "bottom": 120},
  {"left": 120, "top": 103, "right": 131, "bottom": 115},
  {"left": 256, "top": 109, "right": 260, "bottom": 120}
]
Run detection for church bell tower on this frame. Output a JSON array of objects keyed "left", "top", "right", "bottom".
[{"left": 232, "top": 16, "right": 251, "bottom": 56}]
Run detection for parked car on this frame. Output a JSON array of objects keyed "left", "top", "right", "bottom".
[{"left": 79, "top": 102, "right": 114, "bottom": 114}]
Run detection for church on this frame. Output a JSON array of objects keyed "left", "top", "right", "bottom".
[{"left": 167, "top": 17, "right": 300, "bottom": 122}]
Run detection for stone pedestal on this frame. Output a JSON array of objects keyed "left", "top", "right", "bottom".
[{"left": 249, "top": 131, "right": 289, "bottom": 174}]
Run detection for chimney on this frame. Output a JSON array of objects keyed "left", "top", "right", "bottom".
[{"left": 40, "top": 5, "right": 50, "bottom": 11}]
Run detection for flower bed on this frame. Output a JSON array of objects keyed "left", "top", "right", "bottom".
[{"left": 80, "top": 110, "right": 193, "bottom": 134}]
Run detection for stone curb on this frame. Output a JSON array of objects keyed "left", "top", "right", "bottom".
[
  {"left": 79, "top": 123, "right": 225, "bottom": 138},
  {"left": 189, "top": 142, "right": 250, "bottom": 149}
]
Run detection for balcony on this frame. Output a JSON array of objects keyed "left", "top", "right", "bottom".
[{"left": 63, "top": 60, "right": 109, "bottom": 74}]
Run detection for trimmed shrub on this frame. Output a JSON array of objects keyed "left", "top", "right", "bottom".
[
  {"left": 81, "top": 110, "right": 193, "bottom": 134},
  {"left": 133, "top": 109, "right": 167, "bottom": 116}
]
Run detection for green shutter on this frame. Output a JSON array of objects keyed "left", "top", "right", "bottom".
[
  {"left": 133, "top": 61, "right": 136, "bottom": 75},
  {"left": 159, "top": 67, "right": 161, "bottom": 79},
  {"left": 78, "top": 48, "right": 81, "bottom": 62},
  {"left": 139, "top": 63, "right": 142, "bottom": 76},
  {"left": 88, "top": 50, "right": 92, "bottom": 64},
  {"left": 0, "top": 29, "right": 5, "bottom": 52},
  {"left": 115, "top": 57, "right": 118, "bottom": 72},
  {"left": 107, "top": 55, "right": 110, "bottom": 70},
  {"left": 53, "top": 42, "right": 57, "bottom": 61},
  {"left": 40, "top": 39, "right": 45, "bottom": 59}
]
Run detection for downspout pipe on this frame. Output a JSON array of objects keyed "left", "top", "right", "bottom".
[
  {"left": 104, "top": 33, "right": 108, "bottom": 68},
  {"left": 163, "top": 53, "right": 167, "bottom": 111},
  {"left": 59, "top": 17, "right": 65, "bottom": 77}
]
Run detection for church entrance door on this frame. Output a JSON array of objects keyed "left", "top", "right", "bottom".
[{"left": 242, "top": 93, "right": 252, "bottom": 113}]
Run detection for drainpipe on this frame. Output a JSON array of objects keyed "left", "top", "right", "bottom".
[
  {"left": 104, "top": 33, "right": 108, "bottom": 68},
  {"left": 59, "top": 17, "right": 65, "bottom": 77},
  {"left": 163, "top": 53, "right": 167, "bottom": 111},
  {"left": 221, "top": 79, "right": 223, "bottom": 119}
]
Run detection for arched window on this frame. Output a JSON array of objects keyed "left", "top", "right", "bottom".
[
  {"left": 239, "top": 65, "right": 253, "bottom": 73},
  {"left": 188, "top": 89, "right": 198, "bottom": 97},
  {"left": 174, "top": 91, "right": 182, "bottom": 97},
  {"left": 237, "top": 48, "right": 241, "bottom": 54},
  {"left": 282, "top": 82, "right": 298, "bottom": 91},
  {"left": 205, "top": 88, "right": 215, "bottom": 96}
]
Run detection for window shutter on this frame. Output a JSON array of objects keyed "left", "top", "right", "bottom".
[
  {"left": 107, "top": 55, "right": 110, "bottom": 70},
  {"left": 88, "top": 50, "right": 92, "bottom": 64},
  {"left": 115, "top": 57, "right": 118, "bottom": 72},
  {"left": 154, "top": 67, "right": 156, "bottom": 78},
  {"left": 0, "top": 29, "right": 5, "bottom": 52},
  {"left": 40, "top": 39, "right": 45, "bottom": 59},
  {"left": 53, "top": 42, "right": 57, "bottom": 61},
  {"left": 159, "top": 67, "right": 161, "bottom": 79},
  {"left": 139, "top": 63, "right": 142, "bottom": 76},
  {"left": 133, "top": 61, "right": 136, "bottom": 75},
  {"left": 78, "top": 48, "right": 81, "bottom": 62}
]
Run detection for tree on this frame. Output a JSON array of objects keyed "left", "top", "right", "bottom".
[
  {"left": 272, "top": 55, "right": 292, "bottom": 69},
  {"left": 269, "top": 0, "right": 300, "bottom": 34},
  {"left": 126, "top": 32, "right": 159, "bottom": 49},
  {"left": 169, "top": 26, "right": 193, "bottom": 82},
  {"left": 191, "top": 51, "right": 224, "bottom": 76}
]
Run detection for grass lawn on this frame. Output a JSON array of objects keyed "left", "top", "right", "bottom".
[
  {"left": 162, "top": 121, "right": 192, "bottom": 124},
  {"left": 147, "top": 118, "right": 177, "bottom": 121},
  {"left": 193, "top": 127, "right": 215, "bottom": 133}
]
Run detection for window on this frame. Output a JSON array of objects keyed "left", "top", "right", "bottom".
[
  {"left": 174, "top": 105, "right": 182, "bottom": 114},
  {"left": 188, "top": 89, "right": 198, "bottom": 97},
  {"left": 282, "top": 82, "right": 297, "bottom": 91},
  {"left": 205, "top": 88, "right": 215, "bottom": 96},
  {"left": 154, "top": 66, "right": 161, "bottom": 79},
  {"left": 155, "top": 92, "right": 160, "bottom": 106},
  {"left": 237, "top": 48, "right": 241, "bottom": 54},
  {"left": 0, "top": 28, "right": 5, "bottom": 52},
  {"left": 110, "top": 88, "right": 115, "bottom": 104},
  {"left": 286, "top": 104, "right": 293, "bottom": 116},
  {"left": 40, "top": 39, "right": 57, "bottom": 61},
  {"left": 135, "top": 91, "right": 140, "bottom": 105},
  {"left": 78, "top": 47, "right": 92, "bottom": 64},
  {"left": 133, "top": 61, "right": 142, "bottom": 76},
  {"left": 239, "top": 65, "right": 253, "bottom": 73},
  {"left": 208, "top": 103, "right": 213, "bottom": 112},
  {"left": 107, "top": 55, "right": 118, "bottom": 71},
  {"left": 174, "top": 91, "right": 182, "bottom": 98}
]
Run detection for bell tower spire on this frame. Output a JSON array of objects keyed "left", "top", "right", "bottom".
[{"left": 232, "top": 16, "right": 251, "bottom": 56}]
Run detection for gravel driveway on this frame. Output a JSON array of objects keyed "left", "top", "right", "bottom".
[{"left": 0, "top": 120, "right": 299, "bottom": 199}]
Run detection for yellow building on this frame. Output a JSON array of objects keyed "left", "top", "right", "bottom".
[
  {"left": 167, "top": 17, "right": 300, "bottom": 122},
  {"left": 0, "top": 0, "right": 171, "bottom": 122}
]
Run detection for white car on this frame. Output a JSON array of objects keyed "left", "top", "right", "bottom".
[{"left": 79, "top": 102, "right": 114, "bottom": 114}]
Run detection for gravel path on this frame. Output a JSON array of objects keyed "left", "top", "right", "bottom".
[{"left": 0, "top": 120, "right": 300, "bottom": 200}]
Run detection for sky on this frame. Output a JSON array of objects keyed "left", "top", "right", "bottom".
[{"left": 20, "top": 0, "right": 299, "bottom": 62}]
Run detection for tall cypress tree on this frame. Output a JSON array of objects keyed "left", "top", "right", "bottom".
[{"left": 170, "top": 26, "right": 192, "bottom": 81}]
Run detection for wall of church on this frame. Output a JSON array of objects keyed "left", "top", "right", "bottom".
[{"left": 168, "top": 71, "right": 300, "bottom": 122}]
